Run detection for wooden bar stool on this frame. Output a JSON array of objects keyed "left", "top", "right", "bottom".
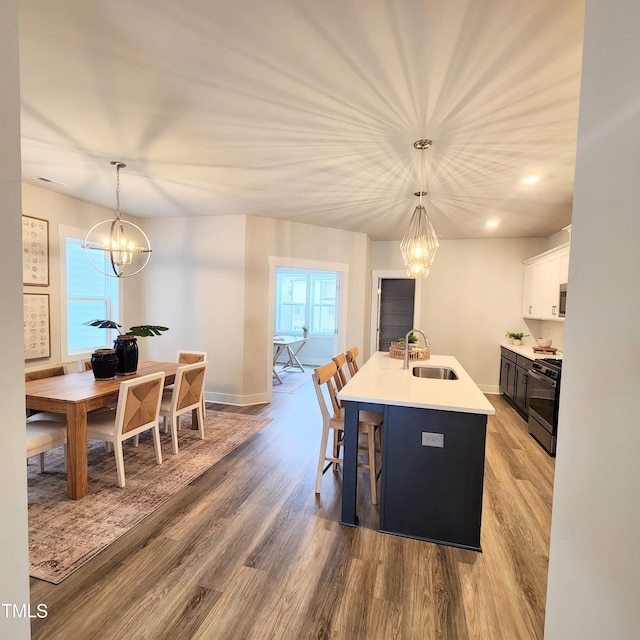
[{"left": 312, "top": 361, "right": 382, "bottom": 504}]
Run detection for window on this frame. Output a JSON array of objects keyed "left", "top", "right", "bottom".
[
  {"left": 275, "top": 268, "right": 336, "bottom": 335},
  {"left": 60, "top": 226, "right": 120, "bottom": 358}
]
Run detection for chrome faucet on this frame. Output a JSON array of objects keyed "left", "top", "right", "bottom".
[{"left": 403, "top": 329, "right": 429, "bottom": 369}]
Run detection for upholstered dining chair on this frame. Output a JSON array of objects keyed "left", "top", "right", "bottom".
[
  {"left": 85, "top": 371, "right": 165, "bottom": 488},
  {"left": 26, "top": 421, "right": 67, "bottom": 473},
  {"left": 345, "top": 347, "right": 360, "bottom": 377},
  {"left": 177, "top": 350, "right": 208, "bottom": 415},
  {"left": 159, "top": 361, "right": 207, "bottom": 455},
  {"left": 312, "top": 360, "right": 382, "bottom": 504},
  {"left": 25, "top": 364, "right": 67, "bottom": 420}
]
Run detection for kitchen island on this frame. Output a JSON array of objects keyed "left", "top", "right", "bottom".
[{"left": 338, "top": 351, "right": 495, "bottom": 551}]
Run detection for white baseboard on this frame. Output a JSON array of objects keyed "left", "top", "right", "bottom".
[
  {"left": 204, "top": 391, "right": 271, "bottom": 407},
  {"left": 479, "top": 384, "right": 500, "bottom": 395}
]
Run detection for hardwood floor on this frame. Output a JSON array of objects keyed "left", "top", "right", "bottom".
[{"left": 29, "top": 376, "right": 555, "bottom": 640}]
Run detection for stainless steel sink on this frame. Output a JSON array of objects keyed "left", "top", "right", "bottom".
[{"left": 412, "top": 366, "right": 458, "bottom": 380}]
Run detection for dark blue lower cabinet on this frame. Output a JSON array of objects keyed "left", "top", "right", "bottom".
[{"left": 379, "top": 405, "right": 487, "bottom": 551}]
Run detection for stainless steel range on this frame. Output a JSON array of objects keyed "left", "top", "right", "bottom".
[{"left": 527, "top": 358, "right": 562, "bottom": 455}]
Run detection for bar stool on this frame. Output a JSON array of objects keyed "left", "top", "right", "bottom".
[
  {"left": 312, "top": 360, "right": 382, "bottom": 504},
  {"left": 345, "top": 346, "right": 360, "bottom": 376}
]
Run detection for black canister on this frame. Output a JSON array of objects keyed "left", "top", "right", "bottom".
[
  {"left": 91, "top": 349, "right": 118, "bottom": 380},
  {"left": 114, "top": 335, "right": 139, "bottom": 376}
]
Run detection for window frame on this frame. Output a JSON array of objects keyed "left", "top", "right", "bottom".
[
  {"left": 274, "top": 268, "right": 336, "bottom": 336},
  {"left": 58, "top": 224, "right": 121, "bottom": 361}
]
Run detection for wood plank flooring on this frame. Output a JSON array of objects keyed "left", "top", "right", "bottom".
[{"left": 29, "top": 376, "right": 555, "bottom": 640}]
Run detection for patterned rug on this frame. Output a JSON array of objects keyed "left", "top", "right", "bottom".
[{"left": 27, "top": 410, "right": 271, "bottom": 584}]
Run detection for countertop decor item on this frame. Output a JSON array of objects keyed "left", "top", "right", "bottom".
[
  {"left": 536, "top": 337, "right": 553, "bottom": 347},
  {"left": 400, "top": 139, "right": 439, "bottom": 278},
  {"left": 505, "top": 331, "right": 529, "bottom": 345},
  {"left": 82, "top": 161, "right": 152, "bottom": 278}
]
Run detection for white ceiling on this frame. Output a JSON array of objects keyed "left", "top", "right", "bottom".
[{"left": 18, "top": 0, "right": 585, "bottom": 240}]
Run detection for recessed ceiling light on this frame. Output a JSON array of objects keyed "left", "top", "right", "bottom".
[
  {"left": 522, "top": 175, "right": 540, "bottom": 185},
  {"left": 486, "top": 220, "right": 499, "bottom": 228}
]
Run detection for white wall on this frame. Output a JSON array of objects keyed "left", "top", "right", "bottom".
[
  {"left": 371, "top": 238, "right": 545, "bottom": 391},
  {"left": 545, "top": 1, "right": 640, "bottom": 638},
  {"left": 244, "top": 216, "right": 370, "bottom": 401},
  {"left": 142, "top": 215, "right": 248, "bottom": 404},
  {"left": 0, "top": 1, "right": 31, "bottom": 637}
]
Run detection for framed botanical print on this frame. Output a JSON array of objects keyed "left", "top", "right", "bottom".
[
  {"left": 22, "top": 215, "right": 50, "bottom": 286},
  {"left": 23, "top": 293, "right": 51, "bottom": 360}
]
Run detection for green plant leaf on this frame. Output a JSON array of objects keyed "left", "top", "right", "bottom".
[
  {"left": 84, "top": 320, "right": 122, "bottom": 331},
  {"left": 128, "top": 325, "right": 170, "bottom": 337}
]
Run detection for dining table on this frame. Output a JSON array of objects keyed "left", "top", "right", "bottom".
[{"left": 25, "top": 360, "right": 178, "bottom": 499}]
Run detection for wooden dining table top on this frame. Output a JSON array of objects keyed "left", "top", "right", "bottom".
[{"left": 25, "top": 360, "right": 179, "bottom": 404}]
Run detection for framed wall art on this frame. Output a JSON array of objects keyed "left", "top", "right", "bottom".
[
  {"left": 23, "top": 293, "right": 51, "bottom": 360},
  {"left": 22, "top": 215, "right": 50, "bottom": 286}
]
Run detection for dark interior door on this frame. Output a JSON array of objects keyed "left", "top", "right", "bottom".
[{"left": 378, "top": 279, "right": 415, "bottom": 351}]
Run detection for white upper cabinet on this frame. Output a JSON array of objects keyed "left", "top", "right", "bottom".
[{"left": 522, "top": 244, "right": 570, "bottom": 321}]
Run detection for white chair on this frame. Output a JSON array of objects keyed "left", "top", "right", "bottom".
[
  {"left": 86, "top": 371, "right": 165, "bottom": 488},
  {"left": 26, "top": 421, "right": 67, "bottom": 473},
  {"left": 177, "top": 350, "right": 208, "bottom": 416},
  {"left": 313, "top": 361, "right": 382, "bottom": 504},
  {"left": 159, "top": 362, "right": 207, "bottom": 455}
]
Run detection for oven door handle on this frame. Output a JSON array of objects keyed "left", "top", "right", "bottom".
[{"left": 528, "top": 369, "right": 557, "bottom": 388}]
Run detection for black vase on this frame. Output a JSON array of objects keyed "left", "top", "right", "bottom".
[
  {"left": 113, "top": 335, "right": 139, "bottom": 376},
  {"left": 91, "top": 349, "right": 118, "bottom": 380}
]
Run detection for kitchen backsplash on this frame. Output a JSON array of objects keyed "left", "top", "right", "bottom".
[{"left": 523, "top": 319, "right": 565, "bottom": 352}]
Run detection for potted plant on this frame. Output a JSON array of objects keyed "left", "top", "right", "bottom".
[
  {"left": 505, "top": 331, "right": 529, "bottom": 346},
  {"left": 84, "top": 320, "right": 169, "bottom": 376},
  {"left": 298, "top": 324, "right": 309, "bottom": 338}
]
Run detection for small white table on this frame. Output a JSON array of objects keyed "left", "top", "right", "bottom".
[{"left": 272, "top": 336, "right": 308, "bottom": 383}]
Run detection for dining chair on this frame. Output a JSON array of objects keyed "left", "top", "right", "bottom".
[
  {"left": 345, "top": 347, "right": 360, "bottom": 377},
  {"left": 312, "top": 361, "right": 382, "bottom": 504},
  {"left": 85, "top": 371, "right": 165, "bottom": 488},
  {"left": 26, "top": 421, "right": 67, "bottom": 474},
  {"left": 177, "top": 350, "right": 208, "bottom": 416},
  {"left": 24, "top": 365, "right": 65, "bottom": 382},
  {"left": 177, "top": 350, "right": 208, "bottom": 365},
  {"left": 25, "top": 364, "right": 67, "bottom": 420},
  {"left": 159, "top": 361, "right": 207, "bottom": 455}
]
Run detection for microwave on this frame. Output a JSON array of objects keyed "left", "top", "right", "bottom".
[{"left": 559, "top": 283, "right": 567, "bottom": 318}]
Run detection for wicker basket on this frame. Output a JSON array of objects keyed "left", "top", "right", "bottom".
[{"left": 389, "top": 342, "right": 430, "bottom": 361}]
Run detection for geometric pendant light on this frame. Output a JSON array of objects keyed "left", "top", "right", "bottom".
[
  {"left": 82, "top": 161, "right": 152, "bottom": 278},
  {"left": 400, "top": 140, "right": 439, "bottom": 278}
]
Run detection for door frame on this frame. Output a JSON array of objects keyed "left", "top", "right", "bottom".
[
  {"left": 267, "top": 256, "right": 349, "bottom": 395},
  {"left": 369, "top": 270, "right": 423, "bottom": 355}
]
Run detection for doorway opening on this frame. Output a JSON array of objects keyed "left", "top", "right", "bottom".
[{"left": 274, "top": 266, "right": 341, "bottom": 366}]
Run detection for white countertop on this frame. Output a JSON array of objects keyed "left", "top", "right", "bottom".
[
  {"left": 338, "top": 351, "right": 495, "bottom": 416},
  {"left": 500, "top": 342, "right": 563, "bottom": 360}
]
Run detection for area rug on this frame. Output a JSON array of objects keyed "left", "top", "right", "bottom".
[
  {"left": 272, "top": 369, "right": 311, "bottom": 394},
  {"left": 27, "top": 410, "right": 271, "bottom": 584}
]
